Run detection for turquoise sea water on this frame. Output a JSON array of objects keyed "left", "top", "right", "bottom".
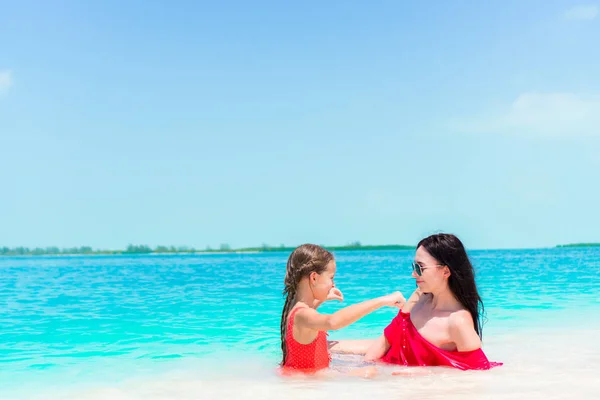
[{"left": 1, "top": 248, "right": 599, "bottom": 399}]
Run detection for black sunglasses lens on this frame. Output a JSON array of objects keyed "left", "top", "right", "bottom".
[{"left": 412, "top": 262, "right": 422, "bottom": 276}]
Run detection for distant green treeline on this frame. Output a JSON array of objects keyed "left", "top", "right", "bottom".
[
  {"left": 0, "top": 242, "right": 414, "bottom": 256},
  {"left": 556, "top": 243, "right": 600, "bottom": 248}
]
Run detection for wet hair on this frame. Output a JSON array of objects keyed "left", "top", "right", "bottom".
[
  {"left": 280, "top": 244, "right": 334, "bottom": 365},
  {"left": 417, "top": 233, "right": 485, "bottom": 339}
]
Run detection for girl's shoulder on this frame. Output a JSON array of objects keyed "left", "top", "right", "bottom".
[{"left": 288, "top": 303, "right": 311, "bottom": 321}]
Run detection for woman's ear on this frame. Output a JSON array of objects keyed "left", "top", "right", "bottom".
[
  {"left": 309, "top": 271, "right": 318, "bottom": 283},
  {"left": 443, "top": 266, "right": 451, "bottom": 278}
]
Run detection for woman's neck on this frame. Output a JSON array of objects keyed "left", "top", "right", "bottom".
[{"left": 429, "top": 286, "right": 460, "bottom": 311}]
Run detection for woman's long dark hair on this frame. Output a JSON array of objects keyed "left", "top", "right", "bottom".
[{"left": 417, "top": 233, "right": 485, "bottom": 339}]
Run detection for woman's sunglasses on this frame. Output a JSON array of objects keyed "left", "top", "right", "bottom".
[{"left": 411, "top": 262, "right": 445, "bottom": 276}]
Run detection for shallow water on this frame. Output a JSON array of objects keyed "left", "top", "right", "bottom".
[{"left": 1, "top": 248, "right": 599, "bottom": 399}]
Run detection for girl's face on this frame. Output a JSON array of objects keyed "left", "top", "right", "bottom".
[{"left": 310, "top": 260, "right": 336, "bottom": 301}]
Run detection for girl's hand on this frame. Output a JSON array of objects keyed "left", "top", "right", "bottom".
[
  {"left": 326, "top": 288, "right": 344, "bottom": 302},
  {"left": 382, "top": 291, "right": 406, "bottom": 308}
]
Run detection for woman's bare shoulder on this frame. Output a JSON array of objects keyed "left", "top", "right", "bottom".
[
  {"left": 448, "top": 309, "right": 474, "bottom": 329},
  {"left": 447, "top": 310, "right": 481, "bottom": 351}
]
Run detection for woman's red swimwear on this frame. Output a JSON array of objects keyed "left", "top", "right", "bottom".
[{"left": 381, "top": 311, "right": 502, "bottom": 370}]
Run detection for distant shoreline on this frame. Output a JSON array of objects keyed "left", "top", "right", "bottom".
[
  {"left": 0, "top": 243, "right": 414, "bottom": 257},
  {"left": 2, "top": 243, "right": 598, "bottom": 257},
  {"left": 555, "top": 243, "right": 600, "bottom": 248}
]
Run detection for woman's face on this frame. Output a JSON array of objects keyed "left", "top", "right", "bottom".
[{"left": 412, "top": 246, "right": 448, "bottom": 293}]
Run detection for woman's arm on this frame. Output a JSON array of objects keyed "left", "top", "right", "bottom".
[
  {"left": 360, "top": 290, "right": 424, "bottom": 362},
  {"left": 328, "top": 339, "right": 375, "bottom": 354},
  {"left": 401, "top": 288, "right": 424, "bottom": 313},
  {"left": 364, "top": 335, "right": 390, "bottom": 361}
]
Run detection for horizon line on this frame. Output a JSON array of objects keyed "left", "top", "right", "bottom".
[{"left": 1, "top": 242, "right": 599, "bottom": 256}]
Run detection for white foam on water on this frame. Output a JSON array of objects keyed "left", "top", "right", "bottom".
[{"left": 10, "top": 327, "right": 597, "bottom": 400}]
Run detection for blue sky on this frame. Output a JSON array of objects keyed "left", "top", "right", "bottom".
[{"left": 1, "top": 1, "right": 599, "bottom": 250}]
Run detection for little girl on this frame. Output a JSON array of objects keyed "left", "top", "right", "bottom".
[{"left": 280, "top": 243, "right": 405, "bottom": 373}]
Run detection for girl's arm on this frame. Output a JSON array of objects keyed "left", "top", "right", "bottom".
[
  {"left": 295, "top": 292, "right": 405, "bottom": 332},
  {"left": 328, "top": 290, "right": 424, "bottom": 355}
]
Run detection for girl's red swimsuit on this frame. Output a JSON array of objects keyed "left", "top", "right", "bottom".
[{"left": 282, "top": 307, "right": 331, "bottom": 372}]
